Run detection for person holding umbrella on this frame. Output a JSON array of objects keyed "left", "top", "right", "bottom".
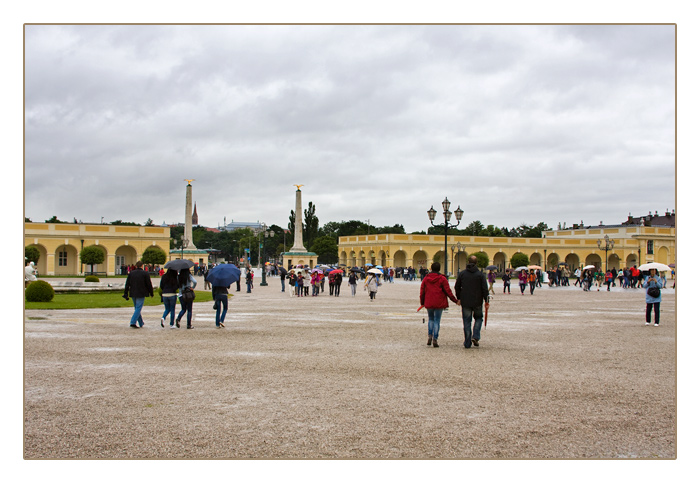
[
  {"left": 641, "top": 265, "right": 667, "bottom": 326},
  {"left": 279, "top": 266, "right": 288, "bottom": 293},
  {"left": 176, "top": 268, "right": 197, "bottom": 329},
  {"left": 206, "top": 263, "right": 241, "bottom": 328},
  {"left": 420, "top": 262, "right": 459, "bottom": 348},
  {"left": 487, "top": 268, "right": 496, "bottom": 295},
  {"left": 454, "top": 255, "right": 489, "bottom": 348},
  {"left": 159, "top": 268, "right": 180, "bottom": 328},
  {"left": 365, "top": 271, "right": 379, "bottom": 301}
]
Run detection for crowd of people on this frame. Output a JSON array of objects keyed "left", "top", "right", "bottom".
[{"left": 118, "top": 258, "right": 672, "bottom": 339}]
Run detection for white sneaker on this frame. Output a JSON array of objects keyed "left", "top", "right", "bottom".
[
  {"left": 645, "top": 322, "right": 650, "bottom": 326},
  {"left": 170, "top": 325, "right": 177, "bottom": 329},
  {"left": 654, "top": 323, "right": 659, "bottom": 327}
]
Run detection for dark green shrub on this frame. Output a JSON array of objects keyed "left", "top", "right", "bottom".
[
  {"left": 510, "top": 253, "right": 529, "bottom": 269},
  {"left": 85, "top": 275, "right": 100, "bottom": 282},
  {"left": 25, "top": 280, "right": 55, "bottom": 302}
]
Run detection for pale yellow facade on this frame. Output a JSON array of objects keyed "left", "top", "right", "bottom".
[
  {"left": 25, "top": 222, "right": 171, "bottom": 276},
  {"left": 338, "top": 226, "right": 676, "bottom": 275}
]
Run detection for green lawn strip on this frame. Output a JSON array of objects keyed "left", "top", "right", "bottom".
[{"left": 25, "top": 290, "right": 214, "bottom": 310}]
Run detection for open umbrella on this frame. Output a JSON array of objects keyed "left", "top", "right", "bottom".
[
  {"left": 368, "top": 268, "right": 383, "bottom": 275},
  {"left": 486, "top": 265, "right": 498, "bottom": 270},
  {"left": 205, "top": 263, "right": 241, "bottom": 286},
  {"left": 278, "top": 267, "right": 288, "bottom": 276},
  {"left": 365, "top": 263, "right": 374, "bottom": 267},
  {"left": 164, "top": 259, "right": 195, "bottom": 270},
  {"left": 558, "top": 262, "right": 569, "bottom": 266},
  {"left": 582, "top": 265, "right": 596, "bottom": 270},
  {"left": 513, "top": 266, "right": 528, "bottom": 272},
  {"left": 638, "top": 262, "right": 671, "bottom": 272},
  {"left": 527, "top": 265, "right": 542, "bottom": 270},
  {"left": 329, "top": 269, "right": 344, "bottom": 275},
  {"left": 350, "top": 267, "right": 363, "bottom": 273},
  {"left": 375, "top": 265, "right": 383, "bottom": 269}
]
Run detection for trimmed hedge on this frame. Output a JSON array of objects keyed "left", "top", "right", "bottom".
[
  {"left": 25, "top": 280, "right": 55, "bottom": 302},
  {"left": 84, "top": 275, "right": 100, "bottom": 282}
]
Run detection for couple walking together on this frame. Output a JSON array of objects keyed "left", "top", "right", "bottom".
[{"left": 419, "top": 256, "right": 489, "bottom": 348}]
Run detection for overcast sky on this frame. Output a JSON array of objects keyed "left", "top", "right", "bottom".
[{"left": 23, "top": 24, "right": 676, "bottom": 232}]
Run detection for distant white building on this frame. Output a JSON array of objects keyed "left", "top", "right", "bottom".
[{"left": 220, "top": 220, "right": 265, "bottom": 233}]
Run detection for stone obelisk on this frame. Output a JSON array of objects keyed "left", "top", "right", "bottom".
[
  {"left": 184, "top": 179, "right": 196, "bottom": 249},
  {"left": 290, "top": 184, "right": 306, "bottom": 252}
]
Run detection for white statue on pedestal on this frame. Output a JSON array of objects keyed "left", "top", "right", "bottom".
[{"left": 25, "top": 261, "right": 38, "bottom": 282}]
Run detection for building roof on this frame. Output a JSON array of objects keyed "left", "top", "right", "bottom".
[{"left": 621, "top": 210, "right": 675, "bottom": 228}]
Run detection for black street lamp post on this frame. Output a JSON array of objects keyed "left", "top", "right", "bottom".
[
  {"left": 451, "top": 241, "right": 465, "bottom": 275},
  {"left": 428, "top": 197, "right": 464, "bottom": 277},
  {"left": 260, "top": 225, "right": 275, "bottom": 286},
  {"left": 597, "top": 234, "right": 615, "bottom": 273}
]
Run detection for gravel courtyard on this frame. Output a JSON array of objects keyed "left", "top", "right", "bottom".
[{"left": 23, "top": 277, "right": 676, "bottom": 459}]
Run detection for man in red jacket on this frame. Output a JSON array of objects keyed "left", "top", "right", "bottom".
[{"left": 419, "top": 262, "right": 459, "bottom": 348}]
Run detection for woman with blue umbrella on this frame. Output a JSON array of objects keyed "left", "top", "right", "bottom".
[{"left": 206, "top": 263, "right": 241, "bottom": 328}]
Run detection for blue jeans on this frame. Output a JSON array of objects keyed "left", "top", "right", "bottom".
[
  {"left": 281, "top": 277, "right": 286, "bottom": 292},
  {"left": 130, "top": 297, "right": 145, "bottom": 327},
  {"left": 162, "top": 295, "right": 177, "bottom": 326},
  {"left": 461, "top": 305, "right": 483, "bottom": 347},
  {"left": 215, "top": 293, "right": 228, "bottom": 326},
  {"left": 247, "top": 281, "right": 252, "bottom": 293},
  {"left": 178, "top": 299, "right": 193, "bottom": 327},
  {"left": 427, "top": 308, "right": 443, "bottom": 340}
]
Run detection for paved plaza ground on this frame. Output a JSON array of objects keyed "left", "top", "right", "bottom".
[{"left": 23, "top": 274, "right": 677, "bottom": 459}]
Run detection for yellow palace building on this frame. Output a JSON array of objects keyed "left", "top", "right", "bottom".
[
  {"left": 338, "top": 223, "right": 675, "bottom": 275},
  {"left": 25, "top": 222, "right": 171, "bottom": 276}
]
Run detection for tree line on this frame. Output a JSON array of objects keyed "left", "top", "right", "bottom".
[{"left": 28, "top": 207, "right": 550, "bottom": 266}]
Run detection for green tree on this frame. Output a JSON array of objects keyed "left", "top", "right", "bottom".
[
  {"left": 141, "top": 246, "right": 167, "bottom": 266},
  {"left": 145, "top": 218, "right": 154, "bottom": 226},
  {"left": 469, "top": 251, "right": 489, "bottom": 269},
  {"left": 169, "top": 225, "right": 184, "bottom": 250},
  {"left": 45, "top": 215, "right": 66, "bottom": 223},
  {"left": 510, "top": 253, "right": 529, "bottom": 268},
  {"left": 303, "top": 202, "right": 319, "bottom": 248},
  {"left": 110, "top": 220, "right": 139, "bottom": 226},
  {"left": 25, "top": 246, "right": 40, "bottom": 264},
  {"left": 80, "top": 246, "right": 105, "bottom": 274},
  {"left": 376, "top": 224, "right": 406, "bottom": 234},
  {"left": 310, "top": 236, "right": 339, "bottom": 264}
]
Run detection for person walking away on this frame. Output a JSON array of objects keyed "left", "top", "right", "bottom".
[
  {"left": 642, "top": 268, "right": 663, "bottom": 326},
  {"left": 203, "top": 267, "right": 211, "bottom": 290},
  {"left": 245, "top": 268, "right": 253, "bottom": 293},
  {"left": 123, "top": 260, "right": 154, "bottom": 328},
  {"left": 420, "top": 262, "right": 459, "bottom": 348},
  {"left": 159, "top": 268, "right": 179, "bottom": 328},
  {"left": 348, "top": 271, "right": 358, "bottom": 297},
  {"left": 328, "top": 272, "right": 336, "bottom": 296},
  {"left": 574, "top": 267, "right": 582, "bottom": 287},
  {"left": 536, "top": 269, "right": 542, "bottom": 287},
  {"left": 487, "top": 270, "right": 496, "bottom": 295},
  {"left": 605, "top": 270, "right": 613, "bottom": 291},
  {"left": 280, "top": 268, "right": 287, "bottom": 292},
  {"left": 528, "top": 269, "right": 537, "bottom": 295},
  {"left": 365, "top": 273, "right": 379, "bottom": 301},
  {"left": 518, "top": 269, "right": 528, "bottom": 295},
  {"left": 176, "top": 268, "right": 197, "bottom": 329},
  {"left": 501, "top": 270, "right": 511, "bottom": 294},
  {"left": 337, "top": 272, "right": 344, "bottom": 296},
  {"left": 454, "top": 255, "right": 489, "bottom": 348},
  {"left": 212, "top": 283, "right": 230, "bottom": 328}
]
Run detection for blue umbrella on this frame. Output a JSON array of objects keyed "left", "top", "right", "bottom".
[{"left": 206, "top": 264, "right": 241, "bottom": 287}]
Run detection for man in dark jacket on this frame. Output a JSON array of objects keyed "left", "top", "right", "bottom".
[
  {"left": 123, "top": 260, "right": 154, "bottom": 328},
  {"left": 454, "top": 255, "right": 490, "bottom": 348}
]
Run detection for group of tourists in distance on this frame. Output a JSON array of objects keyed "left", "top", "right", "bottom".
[{"left": 121, "top": 256, "right": 671, "bottom": 346}]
